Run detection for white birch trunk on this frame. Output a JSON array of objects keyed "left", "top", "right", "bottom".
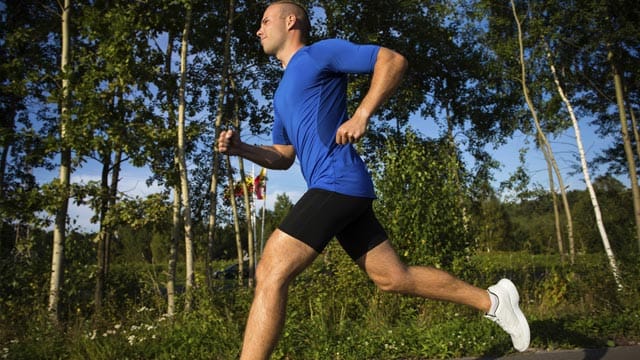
[
  {"left": 546, "top": 47, "right": 623, "bottom": 290},
  {"left": 226, "top": 157, "right": 245, "bottom": 285},
  {"left": 547, "top": 160, "right": 565, "bottom": 262},
  {"left": 48, "top": 0, "right": 71, "bottom": 322},
  {"left": 167, "top": 185, "right": 180, "bottom": 316},
  {"left": 162, "top": 28, "right": 179, "bottom": 316},
  {"left": 238, "top": 159, "right": 255, "bottom": 287},
  {"left": 177, "top": 6, "right": 195, "bottom": 311}
]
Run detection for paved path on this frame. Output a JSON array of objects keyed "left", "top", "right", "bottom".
[{"left": 454, "top": 346, "right": 640, "bottom": 360}]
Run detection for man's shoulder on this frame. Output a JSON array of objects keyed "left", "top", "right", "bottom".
[
  {"left": 303, "top": 39, "right": 357, "bottom": 62},
  {"left": 309, "top": 38, "right": 352, "bottom": 49},
  {"left": 315, "top": 38, "right": 349, "bottom": 44}
]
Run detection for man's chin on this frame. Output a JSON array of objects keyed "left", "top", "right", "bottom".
[{"left": 261, "top": 47, "right": 275, "bottom": 56}]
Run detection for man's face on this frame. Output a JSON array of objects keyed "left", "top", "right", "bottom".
[{"left": 256, "top": 5, "right": 287, "bottom": 56}]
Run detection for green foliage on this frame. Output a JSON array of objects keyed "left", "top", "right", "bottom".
[
  {"left": 373, "top": 130, "right": 473, "bottom": 267},
  {"left": 497, "top": 175, "right": 637, "bottom": 255},
  {"left": 472, "top": 196, "right": 514, "bottom": 252},
  {"left": 571, "top": 176, "right": 636, "bottom": 254},
  {"left": 2, "top": 249, "right": 640, "bottom": 359},
  {"left": 0, "top": 227, "right": 52, "bottom": 328}
]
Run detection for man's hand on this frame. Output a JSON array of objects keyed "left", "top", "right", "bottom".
[
  {"left": 335, "top": 47, "right": 407, "bottom": 146},
  {"left": 217, "top": 129, "right": 242, "bottom": 155},
  {"left": 335, "top": 116, "right": 367, "bottom": 145}
]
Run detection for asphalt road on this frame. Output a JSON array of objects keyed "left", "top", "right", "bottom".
[{"left": 454, "top": 346, "right": 640, "bottom": 360}]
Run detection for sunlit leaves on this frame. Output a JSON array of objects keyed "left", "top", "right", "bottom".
[{"left": 373, "top": 130, "right": 472, "bottom": 267}]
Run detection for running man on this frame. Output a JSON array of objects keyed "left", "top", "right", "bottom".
[{"left": 217, "top": 2, "right": 530, "bottom": 359}]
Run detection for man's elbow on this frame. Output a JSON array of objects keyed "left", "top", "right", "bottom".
[
  {"left": 393, "top": 51, "right": 408, "bottom": 74},
  {"left": 279, "top": 156, "right": 296, "bottom": 170},
  {"left": 380, "top": 47, "right": 408, "bottom": 74},
  {"left": 270, "top": 160, "right": 293, "bottom": 170}
]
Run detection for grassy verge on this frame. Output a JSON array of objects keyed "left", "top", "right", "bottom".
[{"left": 1, "top": 250, "right": 639, "bottom": 359}]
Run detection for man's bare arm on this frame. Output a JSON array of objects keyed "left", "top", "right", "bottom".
[
  {"left": 335, "top": 47, "right": 408, "bottom": 145},
  {"left": 217, "top": 130, "right": 296, "bottom": 170}
]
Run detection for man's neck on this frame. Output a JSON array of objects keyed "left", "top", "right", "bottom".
[{"left": 278, "top": 42, "right": 305, "bottom": 68}]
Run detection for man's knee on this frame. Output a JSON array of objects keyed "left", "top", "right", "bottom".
[
  {"left": 254, "top": 255, "right": 302, "bottom": 291},
  {"left": 255, "top": 259, "right": 287, "bottom": 288},
  {"left": 369, "top": 266, "right": 410, "bottom": 293}
]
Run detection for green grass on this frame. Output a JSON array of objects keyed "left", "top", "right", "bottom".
[{"left": 1, "top": 251, "right": 639, "bottom": 359}]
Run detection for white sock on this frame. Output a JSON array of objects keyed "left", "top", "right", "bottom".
[{"left": 487, "top": 291, "right": 499, "bottom": 316}]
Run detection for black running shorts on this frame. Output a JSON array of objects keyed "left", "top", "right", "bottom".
[{"left": 278, "top": 188, "right": 388, "bottom": 260}]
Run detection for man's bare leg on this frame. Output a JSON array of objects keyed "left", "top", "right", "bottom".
[
  {"left": 240, "top": 229, "right": 319, "bottom": 360},
  {"left": 358, "top": 240, "right": 530, "bottom": 351},
  {"left": 356, "top": 240, "right": 491, "bottom": 311}
]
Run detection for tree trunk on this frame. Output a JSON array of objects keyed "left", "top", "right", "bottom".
[
  {"left": 94, "top": 150, "right": 111, "bottom": 315},
  {"left": 206, "top": 0, "right": 235, "bottom": 290},
  {"left": 48, "top": 0, "right": 71, "bottom": 323},
  {"left": 539, "top": 137, "right": 574, "bottom": 262},
  {"left": 226, "top": 156, "right": 245, "bottom": 285},
  {"left": 167, "top": 185, "right": 180, "bottom": 316},
  {"left": 0, "top": 140, "right": 9, "bottom": 200},
  {"left": 608, "top": 49, "right": 640, "bottom": 251},
  {"left": 628, "top": 103, "right": 640, "bottom": 164},
  {"left": 177, "top": 5, "right": 195, "bottom": 312},
  {"left": 238, "top": 161, "right": 254, "bottom": 287},
  {"left": 547, "top": 158, "right": 565, "bottom": 262},
  {"left": 162, "top": 29, "right": 179, "bottom": 316},
  {"left": 106, "top": 149, "right": 121, "bottom": 277},
  {"left": 550, "top": 150, "right": 575, "bottom": 263},
  {"left": 511, "top": 0, "right": 575, "bottom": 262},
  {"left": 0, "top": 137, "right": 10, "bottom": 256},
  {"left": 547, "top": 45, "right": 623, "bottom": 289},
  {"left": 231, "top": 78, "right": 255, "bottom": 287},
  {"left": 94, "top": 147, "right": 121, "bottom": 315}
]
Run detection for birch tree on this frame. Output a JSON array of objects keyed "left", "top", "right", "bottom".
[
  {"left": 177, "top": 3, "right": 195, "bottom": 311},
  {"left": 231, "top": 78, "right": 256, "bottom": 286},
  {"left": 549, "top": 0, "right": 640, "bottom": 251},
  {"left": 510, "top": 0, "right": 575, "bottom": 261},
  {"left": 226, "top": 156, "right": 245, "bottom": 285},
  {"left": 48, "top": 0, "right": 71, "bottom": 323},
  {"left": 545, "top": 41, "right": 623, "bottom": 289},
  {"left": 163, "top": 28, "right": 179, "bottom": 317},
  {"left": 72, "top": 0, "right": 159, "bottom": 316}
]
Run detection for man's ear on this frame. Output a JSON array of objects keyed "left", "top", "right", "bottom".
[{"left": 286, "top": 14, "right": 297, "bottom": 30}]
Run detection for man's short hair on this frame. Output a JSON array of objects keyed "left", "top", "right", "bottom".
[{"left": 271, "top": 1, "right": 311, "bottom": 42}]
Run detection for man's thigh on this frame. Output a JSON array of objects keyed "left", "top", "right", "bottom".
[
  {"left": 258, "top": 229, "right": 319, "bottom": 282},
  {"left": 354, "top": 239, "right": 406, "bottom": 283}
]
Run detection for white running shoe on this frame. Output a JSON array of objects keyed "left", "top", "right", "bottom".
[{"left": 485, "top": 279, "right": 530, "bottom": 352}]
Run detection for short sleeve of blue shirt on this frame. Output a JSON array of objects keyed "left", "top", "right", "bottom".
[{"left": 272, "top": 39, "right": 380, "bottom": 198}]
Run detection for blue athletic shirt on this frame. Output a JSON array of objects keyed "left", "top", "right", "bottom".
[{"left": 272, "top": 39, "right": 380, "bottom": 198}]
